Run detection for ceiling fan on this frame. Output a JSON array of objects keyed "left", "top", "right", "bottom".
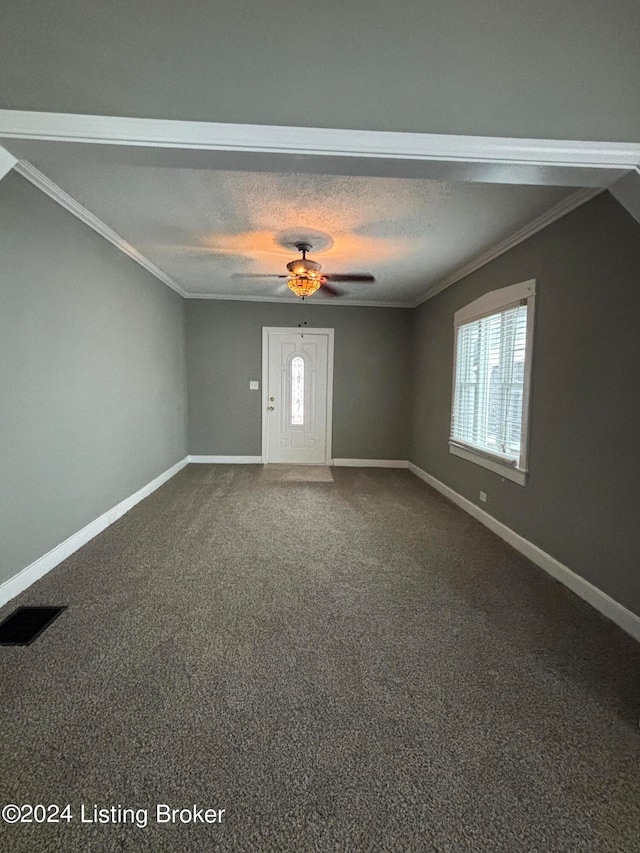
[{"left": 231, "top": 242, "right": 375, "bottom": 299}]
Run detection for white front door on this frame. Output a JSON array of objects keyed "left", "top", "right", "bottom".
[{"left": 263, "top": 328, "right": 334, "bottom": 464}]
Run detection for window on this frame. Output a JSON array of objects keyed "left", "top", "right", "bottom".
[
  {"left": 291, "top": 356, "right": 304, "bottom": 425},
  {"left": 450, "top": 279, "right": 535, "bottom": 485}
]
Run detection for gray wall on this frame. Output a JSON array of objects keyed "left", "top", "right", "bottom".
[
  {"left": 0, "top": 172, "right": 187, "bottom": 586},
  {"left": 186, "top": 300, "right": 411, "bottom": 460},
  {"left": 1, "top": 0, "right": 639, "bottom": 142},
  {"left": 4, "top": 164, "right": 639, "bottom": 625},
  {"left": 410, "top": 192, "right": 640, "bottom": 615}
]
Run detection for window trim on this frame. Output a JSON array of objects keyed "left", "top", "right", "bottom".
[{"left": 449, "top": 279, "right": 536, "bottom": 486}]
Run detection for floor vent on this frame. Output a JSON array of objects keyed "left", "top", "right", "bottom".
[{"left": 0, "top": 606, "right": 67, "bottom": 646}]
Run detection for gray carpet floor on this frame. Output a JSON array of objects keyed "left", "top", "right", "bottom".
[{"left": 1, "top": 465, "right": 639, "bottom": 852}]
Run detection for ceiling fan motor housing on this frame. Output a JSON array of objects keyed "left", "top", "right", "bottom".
[
  {"left": 287, "top": 243, "right": 323, "bottom": 277},
  {"left": 286, "top": 257, "right": 322, "bottom": 276}
]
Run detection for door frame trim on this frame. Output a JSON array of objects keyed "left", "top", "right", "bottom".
[{"left": 261, "top": 327, "right": 335, "bottom": 465}]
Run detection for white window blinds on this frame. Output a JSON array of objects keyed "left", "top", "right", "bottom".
[{"left": 451, "top": 301, "right": 528, "bottom": 466}]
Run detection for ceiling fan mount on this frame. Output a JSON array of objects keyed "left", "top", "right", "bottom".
[{"left": 275, "top": 228, "right": 333, "bottom": 255}]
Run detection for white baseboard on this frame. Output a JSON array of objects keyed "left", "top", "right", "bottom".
[
  {"left": 0, "top": 457, "right": 188, "bottom": 610},
  {"left": 332, "top": 459, "right": 409, "bottom": 468},
  {"left": 408, "top": 462, "right": 640, "bottom": 644},
  {"left": 188, "top": 455, "right": 263, "bottom": 464}
]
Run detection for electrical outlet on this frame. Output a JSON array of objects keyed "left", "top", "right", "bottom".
[
  {"left": 249, "top": 381, "right": 259, "bottom": 390},
  {"left": 479, "top": 491, "right": 487, "bottom": 503}
]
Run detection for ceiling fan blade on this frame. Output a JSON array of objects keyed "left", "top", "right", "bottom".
[
  {"left": 320, "top": 282, "right": 343, "bottom": 297},
  {"left": 231, "top": 273, "right": 288, "bottom": 279},
  {"left": 322, "top": 273, "right": 376, "bottom": 283}
]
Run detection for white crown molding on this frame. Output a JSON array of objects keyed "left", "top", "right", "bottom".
[
  {"left": 3, "top": 156, "right": 605, "bottom": 309},
  {"left": 3, "top": 115, "right": 638, "bottom": 307},
  {"left": 185, "top": 292, "right": 408, "bottom": 308},
  {"left": 408, "top": 463, "right": 640, "bottom": 644},
  {"left": 0, "top": 457, "right": 188, "bottom": 609},
  {"left": 416, "top": 188, "right": 602, "bottom": 305},
  {"left": 0, "top": 145, "right": 17, "bottom": 181},
  {"left": 1, "top": 110, "right": 640, "bottom": 170},
  {"left": 12, "top": 160, "right": 187, "bottom": 297}
]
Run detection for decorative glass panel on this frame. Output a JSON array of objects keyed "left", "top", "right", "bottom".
[{"left": 291, "top": 357, "right": 304, "bottom": 425}]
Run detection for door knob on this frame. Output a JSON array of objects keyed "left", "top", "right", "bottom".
[{"left": 267, "top": 405, "right": 275, "bottom": 410}]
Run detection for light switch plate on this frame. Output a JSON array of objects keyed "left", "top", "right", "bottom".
[{"left": 249, "top": 381, "right": 259, "bottom": 390}]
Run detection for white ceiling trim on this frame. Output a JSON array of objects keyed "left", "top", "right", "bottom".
[
  {"left": 2, "top": 115, "right": 639, "bottom": 307},
  {"left": 416, "top": 187, "right": 602, "bottom": 305},
  {"left": 1, "top": 110, "right": 640, "bottom": 170},
  {"left": 12, "top": 159, "right": 186, "bottom": 297},
  {"left": 2, "top": 155, "right": 609, "bottom": 309},
  {"left": 0, "top": 146, "right": 17, "bottom": 181},
  {"left": 186, "top": 293, "right": 407, "bottom": 308}
]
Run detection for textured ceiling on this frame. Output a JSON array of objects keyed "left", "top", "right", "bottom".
[{"left": 19, "top": 157, "right": 575, "bottom": 304}]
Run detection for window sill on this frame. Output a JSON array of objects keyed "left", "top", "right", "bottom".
[{"left": 449, "top": 442, "right": 527, "bottom": 486}]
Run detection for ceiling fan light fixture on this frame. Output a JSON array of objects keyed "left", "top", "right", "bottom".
[
  {"left": 286, "top": 242, "right": 322, "bottom": 297},
  {"left": 287, "top": 274, "right": 322, "bottom": 298},
  {"left": 232, "top": 239, "right": 373, "bottom": 299}
]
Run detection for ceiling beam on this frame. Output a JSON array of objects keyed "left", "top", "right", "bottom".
[{"left": 1, "top": 110, "right": 639, "bottom": 189}]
